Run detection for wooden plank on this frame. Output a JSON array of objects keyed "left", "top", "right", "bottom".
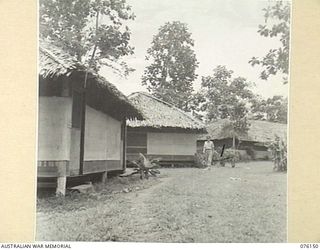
[
  {"left": 147, "top": 154, "right": 195, "bottom": 162},
  {"left": 79, "top": 90, "right": 86, "bottom": 175},
  {"left": 37, "top": 181, "right": 57, "bottom": 188},
  {"left": 128, "top": 127, "right": 205, "bottom": 134},
  {"left": 37, "top": 161, "right": 69, "bottom": 177},
  {"left": 69, "top": 183, "right": 93, "bottom": 193},
  {"left": 107, "top": 160, "right": 121, "bottom": 171},
  {"left": 127, "top": 131, "right": 147, "bottom": 146},
  {"left": 122, "top": 119, "right": 127, "bottom": 170},
  {"left": 37, "top": 166, "right": 59, "bottom": 177},
  {"left": 126, "top": 147, "right": 147, "bottom": 154},
  {"left": 83, "top": 160, "right": 107, "bottom": 174},
  {"left": 101, "top": 171, "right": 108, "bottom": 184},
  {"left": 126, "top": 146, "right": 148, "bottom": 149},
  {"left": 83, "top": 160, "right": 121, "bottom": 174},
  {"left": 119, "top": 168, "right": 137, "bottom": 177},
  {"left": 126, "top": 154, "right": 139, "bottom": 162},
  {"left": 127, "top": 154, "right": 194, "bottom": 163}
]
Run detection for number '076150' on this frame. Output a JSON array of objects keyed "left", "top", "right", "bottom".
[{"left": 300, "top": 244, "right": 319, "bottom": 248}]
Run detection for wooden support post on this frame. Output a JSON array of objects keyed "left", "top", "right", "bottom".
[
  {"left": 56, "top": 162, "right": 67, "bottom": 196},
  {"left": 122, "top": 118, "right": 127, "bottom": 171},
  {"left": 101, "top": 171, "right": 108, "bottom": 185},
  {"left": 232, "top": 135, "right": 236, "bottom": 168},
  {"left": 79, "top": 90, "right": 86, "bottom": 176},
  {"left": 56, "top": 176, "right": 67, "bottom": 196}
]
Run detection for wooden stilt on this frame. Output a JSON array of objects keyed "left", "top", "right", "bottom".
[
  {"left": 56, "top": 176, "right": 67, "bottom": 196},
  {"left": 56, "top": 162, "right": 67, "bottom": 196},
  {"left": 232, "top": 134, "right": 236, "bottom": 168},
  {"left": 101, "top": 171, "right": 108, "bottom": 184}
]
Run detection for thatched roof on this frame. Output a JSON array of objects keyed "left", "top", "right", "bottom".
[
  {"left": 39, "top": 41, "right": 142, "bottom": 120},
  {"left": 127, "top": 92, "right": 206, "bottom": 132},
  {"left": 39, "top": 41, "right": 81, "bottom": 78},
  {"left": 198, "top": 119, "right": 287, "bottom": 142}
]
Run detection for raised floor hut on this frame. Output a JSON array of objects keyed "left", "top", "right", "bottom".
[
  {"left": 197, "top": 119, "right": 287, "bottom": 160},
  {"left": 38, "top": 41, "right": 142, "bottom": 194},
  {"left": 126, "top": 92, "right": 206, "bottom": 166}
]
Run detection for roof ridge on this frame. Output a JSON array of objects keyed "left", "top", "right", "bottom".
[
  {"left": 200, "top": 118, "right": 287, "bottom": 141},
  {"left": 39, "top": 41, "right": 143, "bottom": 120},
  {"left": 39, "top": 46, "right": 71, "bottom": 72},
  {"left": 208, "top": 118, "right": 287, "bottom": 126},
  {"left": 128, "top": 91, "right": 204, "bottom": 126},
  {"left": 39, "top": 40, "right": 80, "bottom": 71}
]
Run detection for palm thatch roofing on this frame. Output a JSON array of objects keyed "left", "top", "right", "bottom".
[
  {"left": 127, "top": 92, "right": 206, "bottom": 132},
  {"left": 39, "top": 40, "right": 142, "bottom": 120},
  {"left": 198, "top": 119, "right": 287, "bottom": 143}
]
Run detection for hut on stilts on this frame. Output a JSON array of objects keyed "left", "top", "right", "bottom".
[
  {"left": 126, "top": 92, "right": 206, "bottom": 167},
  {"left": 38, "top": 41, "right": 142, "bottom": 195},
  {"left": 197, "top": 119, "right": 287, "bottom": 160}
]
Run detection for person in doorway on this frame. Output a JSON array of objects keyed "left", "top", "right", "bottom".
[{"left": 203, "top": 135, "right": 214, "bottom": 169}]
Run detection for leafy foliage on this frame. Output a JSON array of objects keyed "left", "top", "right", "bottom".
[
  {"left": 222, "top": 149, "right": 241, "bottom": 162},
  {"left": 249, "top": 1, "right": 291, "bottom": 84},
  {"left": 130, "top": 153, "right": 161, "bottom": 179},
  {"left": 193, "top": 66, "right": 255, "bottom": 167},
  {"left": 250, "top": 95, "right": 288, "bottom": 123},
  {"left": 195, "top": 66, "right": 254, "bottom": 122},
  {"left": 194, "top": 149, "right": 237, "bottom": 168},
  {"left": 142, "top": 21, "right": 199, "bottom": 111},
  {"left": 267, "top": 135, "right": 287, "bottom": 172},
  {"left": 191, "top": 66, "right": 288, "bottom": 124},
  {"left": 219, "top": 116, "right": 251, "bottom": 141},
  {"left": 40, "top": 0, "right": 135, "bottom": 74},
  {"left": 194, "top": 151, "right": 218, "bottom": 168},
  {"left": 242, "top": 146, "right": 255, "bottom": 160}
]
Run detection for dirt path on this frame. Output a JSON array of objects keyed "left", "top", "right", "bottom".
[
  {"left": 36, "top": 175, "right": 171, "bottom": 241},
  {"left": 37, "top": 162, "right": 286, "bottom": 242},
  {"left": 114, "top": 175, "right": 173, "bottom": 241}
]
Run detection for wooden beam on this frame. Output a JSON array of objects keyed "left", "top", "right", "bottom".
[
  {"left": 79, "top": 90, "right": 86, "bottom": 175},
  {"left": 122, "top": 118, "right": 127, "bottom": 171}
]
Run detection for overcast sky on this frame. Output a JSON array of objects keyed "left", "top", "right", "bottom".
[{"left": 101, "top": 0, "right": 290, "bottom": 99}]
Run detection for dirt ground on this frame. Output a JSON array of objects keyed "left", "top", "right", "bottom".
[{"left": 36, "top": 161, "right": 287, "bottom": 242}]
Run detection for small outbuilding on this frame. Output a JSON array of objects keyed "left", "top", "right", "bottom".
[
  {"left": 38, "top": 41, "right": 142, "bottom": 194},
  {"left": 126, "top": 92, "right": 206, "bottom": 165},
  {"left": 197, "top": 119, "right": 287, "bottom": 160}
]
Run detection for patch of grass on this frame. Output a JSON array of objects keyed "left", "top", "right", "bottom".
[
  {"left": 36, "top": 162, "right": 286, "bottom": 242},
  {"left": 37, "top": 175, "right": 161, "bottom": 214}
]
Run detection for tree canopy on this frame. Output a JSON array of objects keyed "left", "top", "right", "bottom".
[
  {"left": 196, "top": 66, "right": 254, "bottom": 122},
  {"left": 141, "top": 21, "right": 199, "bottom": 111},
  {"left": 40, "top": 0, "right": 135, "bottom": 74},
  {"left": 250, "top": 95, "right": 288, "bottom": 123},
  {"left": 194, "top": 66, "right": 254, "bottom": 137},
  {"left": 191, "top": 65, "right": 288, "bottom": 124},
  {"left": 249, "top": 1, "right": 291, "bottom": 84}
]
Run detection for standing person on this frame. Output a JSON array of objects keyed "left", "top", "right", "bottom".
[{"left": 203, "top": 135, "right": 214, "bottom": 169}]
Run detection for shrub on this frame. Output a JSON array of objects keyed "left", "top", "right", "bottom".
[
  {"left": 194, "top": 150, "right": 220, "bottom": 168},
  {"left": 218, "top": 149, "right": 242, "bottom": 167},
  {"left": 243, "top": 146, "right": 255, "bottom": 159},
  {"left": 130, "top": 153, "right": 161, "bottom": 179},
  {"left": 263, "top": 154, "right": 270, "bottom": 161},
  {"left": 223, "top": 149, "right": 241, "bottom": 162},
  {"left": 267, "top": 136, "right": 287, "bottom": 172},
  {"left": 194, "top": 149, "right": 241, "bottom": 168},
  {"left": 239, "top": 152, "right": 252, "bottom": 162},
  {"left": 194, "top": 152, "right": 207, "bottom": 168}
]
